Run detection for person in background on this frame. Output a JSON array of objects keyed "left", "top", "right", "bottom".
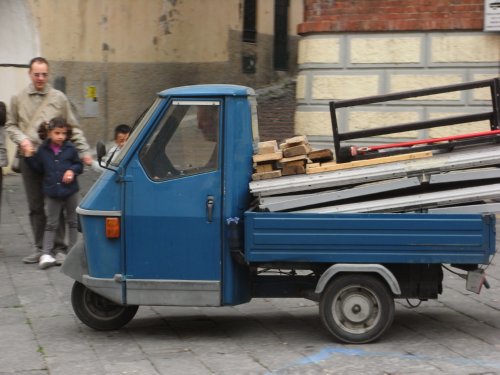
[
  {"left": 24, "top": 117, "right": 83, "bottom": 269},
  {"left": 197, "top": 105, "right": 218, "bottom": 143},
  {"left": 92, "top": 124, "right": 131, "bottom": 172},
  {"left": 0, "top": 102, "right": 7, "bottom": 225},
  {"left": 5, "top": 57, "right": 92, "bottom": 264},
  {"left": 103, "top": 124, "right": 131, "bottom": 165},
  {"left": 196, "top": 105, "right": 219, "bottom": 168}
]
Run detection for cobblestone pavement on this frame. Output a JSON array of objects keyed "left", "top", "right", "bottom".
[{"left": 0, "top": 170, "right": 499, "bottom": 375}]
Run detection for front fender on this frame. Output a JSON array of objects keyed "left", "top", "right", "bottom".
[{"left": 60, "top": 238, "right": 88, "bottom": 283}]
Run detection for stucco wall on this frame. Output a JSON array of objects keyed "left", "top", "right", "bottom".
[{"left": 28, "top": 0, "right": 240, "bottom": 64}]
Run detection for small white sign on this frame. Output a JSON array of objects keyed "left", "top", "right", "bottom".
[{"left": 484, "top": 0, "right": 500, "bottom": 31}]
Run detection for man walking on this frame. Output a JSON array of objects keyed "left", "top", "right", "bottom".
[{"left": 6, "top": 57, "right": 93, "bottom": 264}]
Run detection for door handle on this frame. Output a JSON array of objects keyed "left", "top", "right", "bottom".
[{"left": 206, "top": 195, "right": 215, "bottom": 222}]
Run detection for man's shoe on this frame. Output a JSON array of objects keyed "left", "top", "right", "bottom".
[
  {"left": 55, "top": 252, "right": 66, "bottom": 266},
  {"left": 22, "top": 251, "right": 42, "bottom": 264},
  {"left": 39, "top": 254, "right": 57, "bottom": 269}
]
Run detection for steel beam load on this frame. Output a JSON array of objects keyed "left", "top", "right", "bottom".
[{"left": 249, "top": 145, "right": 500, "bottom": 197}]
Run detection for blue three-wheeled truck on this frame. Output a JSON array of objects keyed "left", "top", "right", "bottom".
[{"left": 62, "top": 84, "right": 497, "bottom": 344}]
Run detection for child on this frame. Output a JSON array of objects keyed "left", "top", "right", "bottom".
[
  {"left": 104, "top": 124, "right": 131, "bottom": 164},
  {"left": 92, "top": 124, "right": 131, "bottom": 171},
  {"left": 25, "top": 117, "right": 83, "bottom": 269}
]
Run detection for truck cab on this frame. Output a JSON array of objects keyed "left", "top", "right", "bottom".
[{"left": 65, "top": 85, "right": 257, "bottom": 319}]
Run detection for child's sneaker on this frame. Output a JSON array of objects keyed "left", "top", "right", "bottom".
[
  {"left": 39, "top": 254, "right": 57, "bottom": 269},
  {"left": 55, "top": 252, "right": 66, "bottom": 265}
]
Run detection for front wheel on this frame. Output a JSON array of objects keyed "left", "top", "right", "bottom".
[
  {"left": 319, "top": 274, "right": 394, "bottom": 344},
  {"left": 71, "top": 281, "right": 138, "bottom": 330}
]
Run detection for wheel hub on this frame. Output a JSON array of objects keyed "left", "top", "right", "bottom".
[{"left": 341, "top": 293, "right": 372, "bottom": 323}]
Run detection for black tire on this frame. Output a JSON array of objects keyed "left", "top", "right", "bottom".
[
  {"left": 319, "top": 274, "right": 394, "bottom": 344},
  {"left": 71, "top": 281, "right": 138, "bottom": 330}
]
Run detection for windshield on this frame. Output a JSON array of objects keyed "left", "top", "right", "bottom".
[
  {"left": 111, "top": 98, "right": 162, "bottom": 166},
  {"left": 138, "top": 100, "right": 221, "bottom": 180}
]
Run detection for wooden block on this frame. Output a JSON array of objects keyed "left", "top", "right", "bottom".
[
  {"left": 252, "top": 170, "right": 282, "bottom": 181},
  {"left": 283, "top": 160, "right": 305, "bottom": 167},
  {"left": 280, "top": 154, "right": 308, "bottom": 163},
  {"left": 252, "top": 151, "right": 283, "bottom": 163},
  {"left": 306, "top": 163, "right": 321, "bottom": 170},
  {"left": 257, "top": 140, "right": 278, "bottom": 154},
  {"left": 254, "top": 160, "right": 276, "bottom": 167},
  {"left": 282, "top": 164, "right": 306, "bottom": 176},
  {"left": 283, "top": 144, "right": 312, "bottom": 158},
  {"left": 306, "top": 151, "right": 433, "bottom": 174},
  {"left": 308, "top": 148, "right": 333, "bottom": 162},
  {"left": 254, "top": 163, "right": 275, "bottom": 173},
  {"left": 306, "top": 162, "right": 321, "bottom": 169},
  {"left": 277, "top": 159, "right": 305, "bottom": 169},
  {"left": 284, "top": 135, "right": 308, "bottom": 147}
]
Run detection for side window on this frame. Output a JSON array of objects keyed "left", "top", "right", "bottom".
[{"left": 139, "top": 101, "right": 220, "bottom": 180}]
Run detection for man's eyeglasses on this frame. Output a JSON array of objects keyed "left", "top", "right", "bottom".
[{"left": 32, "top": 73, "right": 48, "bottom": 78}]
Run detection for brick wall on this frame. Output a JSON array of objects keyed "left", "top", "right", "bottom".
[
  {"left": 299, "top": 0, "right": 485, "bottom": 33},
  {"left": 257, "top": 81, "right": 297, "bottom": 143}
]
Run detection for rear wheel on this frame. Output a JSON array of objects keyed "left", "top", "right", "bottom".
[
  {"left": 71, "top": 281, "right": 138, "bottom": 330},
  {"left": 319, "top": 274, "right": 394, "bottom": 344}
]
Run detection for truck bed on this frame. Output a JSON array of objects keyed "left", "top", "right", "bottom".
[{"left": 243, "top": 212, "right": 496, "bottom": 264}]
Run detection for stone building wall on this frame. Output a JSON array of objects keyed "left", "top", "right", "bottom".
[{"left": 0, "top": 0, "right": 303, "bottom": 150}]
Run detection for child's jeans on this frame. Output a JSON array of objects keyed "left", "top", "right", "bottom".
[{"left": 42, "top": 193, "right": 79, "bottom": 255}]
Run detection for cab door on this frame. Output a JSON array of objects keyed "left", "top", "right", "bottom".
[{"left": 123, "top": 100, "right": 223, "bottom": 306}]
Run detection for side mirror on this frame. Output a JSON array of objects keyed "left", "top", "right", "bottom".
[{"left": 96, "top": 141, "right": 106, "bottom": 165}]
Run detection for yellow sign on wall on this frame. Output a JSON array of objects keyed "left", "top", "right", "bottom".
[
  {"left": 86, "top": 85, "right": 97, "bottom": 100},
  {"left": 83, "top": 82, "right": 99, "bottom": 118}
]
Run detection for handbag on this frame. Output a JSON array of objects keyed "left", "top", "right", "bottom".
[{"left": 11, "top": 147, "right": 22, "bottom": 173}]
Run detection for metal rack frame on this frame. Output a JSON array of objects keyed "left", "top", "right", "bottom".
[{"left": 330, "top": 78, "right": 500, "bottom": 163}]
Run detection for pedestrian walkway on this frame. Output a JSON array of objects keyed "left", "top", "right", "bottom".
[{"left": 1, "top": 170, "right": 500, "bottom": 375}]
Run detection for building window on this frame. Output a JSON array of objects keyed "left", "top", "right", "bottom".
[
  {"left": 243, "top": 0, "right": 257, "bottom": 43},
  {"left": 274, "top": 0, "right": 289, "bottom": 70}
]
